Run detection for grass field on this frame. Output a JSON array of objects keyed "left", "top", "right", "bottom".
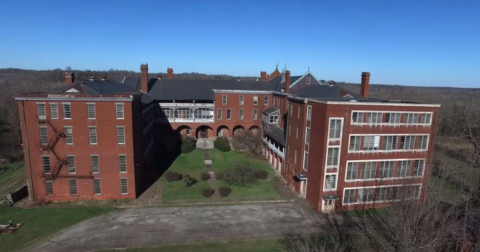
[
  {"left": 101, "top": 239, "right": 284, "bottom": 252},
  {"left": 0, "top": 205, "right": 115, "bottom": 252},
  {"left": 0, "top": 162, "right": 26, "bottom": 200}
]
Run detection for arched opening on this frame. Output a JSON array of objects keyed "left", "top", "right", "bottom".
[
  {"left": 176, "top": 125, "right": 193, "bottom": 137},
  {"left": 217, "top": 125, "right": 230, "bottom": 137},
  {"left": 249, "top": 125, "right": 261, "bottom": 136},
  {"left": 196, "top": 125, "right": 213, "bottom": 139},
  {"left": 233, "top": 125, "right": 245, "bottom": 136}
]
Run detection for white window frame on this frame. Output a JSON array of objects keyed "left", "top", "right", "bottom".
[
  {"left": 307, "top": 106, "right": 312, "bottom": 121},
  {"left": 69, "top": 179, "right": 78, "bottom": 195},
  {"left": 239, "top": 95, "right": 244, "bottom": 105},
  {"left": 328, "top": 118, "right": 343, "bottom": 140},
  {"left": 253, "top": 96, "right": 258, "bottom": 105},
  {"left": 45, "top": 180, "right": 53, "bottom": 196},
  {"left": 264, "top": 96, "right": 269, "bottom": 105},
  {"left": 119, "top": 155, "right": 127, "bottom": 173},
  {"left": 222, "top": 95, "right": 227, "bottom": 105},
  {"left": 120, "top": 178, "right": 128, "bottom": 194},
  {"left": 326, "top": 147, "right": 340, "bottom": 167},
  {"left": 413, "top": 159, "right": 425, "bottom": 177},
  {"left": 87, "top": 103, "right": 96, "bottom": 119},
  {"left": 217, "top": 108, "right": 222, "bottom": 120},
  {"left": 91, "top": 155, "right": 100, "bottom": 173},
  {"left": 305, "top": 127, "right": 310, "bottom": 144},
  {"left": 50, "top": 103, "right": 59, "bottom": 119},
  {"left": 324, "top": 173, "right": 338, "bottom": 191},
  {"left": 351, "top": 110, "right": 433, "bottom": 126},
  {"left": 39, "top": 126, "right": 48, "bottom": 145},
  {"left": 62, "top": 103, "right": 71, "bottom": 119},
  {"left": 117, "top": 126, "right": 126, "bottom": 145},
  {"left": 67, "top": 155, "right": 76, "bottom": 174},
  {"left": 37, "top": 103, "right": 46, "bottom": 120},
  {"left": 116, "top": 103, "right": 124, "bottom": 119},
  {"left": 93, "top": 179, "right": 101, "bottom": 195},
  {"left": 253, "top": 109, "right": 258, "bottom": 120},
  {"left": 226, "top": 108, "right": 231, "bottom": 120},
  {"left": 297, "top": 106, "right": 300, "bottom": 118},
  {"left": 303, "top": 151, "right": 309, "bottom": 171},
  {"left": 345, "top": 162, "right": 358, "bottom": 181},
  {"left": 64, "top": 126, "right": 73, "bottom": 145},
  {"left": 88, "top": 126, "right": 97, "bottom": 145},
  {"left": 239, "top": 109, "right": 244, "bottom": 120},
  {"left": 42, "top": 155, "right": 51, "bottom": 174},
  {"left": 342, "top": 184, "right": 423, "bottom": 206},
  {"left": 349, "top": 134, "right": 430, "bottom": 153},
  {"left": 306, "top": 77, "right": 311, "bottom": 84}
]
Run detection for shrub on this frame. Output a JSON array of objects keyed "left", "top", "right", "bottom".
[
  {"left": 201, "top": 172, "right": 211, "bottom": 181},
  {"left": 224, "top": 160, "right": 256, "bottom": 187},
  {"left": 218, "top": 186, "right": 232, "bottom": 197},
  {"left": 215, "top": 171, "right": 226, "bottom": 180},
  {"left": 165, "top": 171, "right": 183, "bottom": 182},
  {"left": 201, "top": 187, "right": 215, "bottom": 197},
  {"left": 254, "top": 170, "right": 268, "bottom": 180},
  {"left": 184, "top": 174, "right": 198, "bottom": 187},
  {"left": 181, "top": 136, "right": 196, "bottom": 153},
  {"left": 214, "top": 137, "right": 231, "bottom": 152}
]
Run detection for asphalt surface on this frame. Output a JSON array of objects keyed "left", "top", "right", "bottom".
[{"left": 33, "top": 202, "right": 321, "bottom": 252}]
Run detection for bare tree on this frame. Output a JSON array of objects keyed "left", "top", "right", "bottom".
[{"left": 231, "top": 131, "right": 263, "bottom": 156}]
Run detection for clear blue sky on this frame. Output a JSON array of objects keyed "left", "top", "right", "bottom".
[{"left": 1, "top": 0, "right": 479, "bottom": 87}]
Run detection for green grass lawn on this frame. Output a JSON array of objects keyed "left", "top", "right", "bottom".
[
  {"left": 210, "top": 149, "right": 275, "bottom": 176},
  {"left": 0, "top": 205, "right": 115, "bottom": 252},
  {"left": 101, "top": 239, "right": 283, "bottom": 252},
  {"left": 0, "top": 162, "right": 26, "bottom": 200}
]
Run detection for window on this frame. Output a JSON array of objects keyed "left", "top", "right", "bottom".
[
  {"left": 296, "top": 127, "right": 299, "bottom": 139},
  {"left": 329, "top": 119, "right": 342, "bottom": 139},
  {"left": 222, "top": 95, "right": 227, "bottom": 105},
  {"left": 307, "top": 106, "right": 312, "bottom": 121},
  {"left": 88, "top": 127, "right": 97, "bottom": 144},
  {"left": 174, "top": 108, "right": 193, "bottom": 119},
  {"left": 366, "top": 112, "right": 383, "bottom": 124},
  {"left": 87, "top": 103, "right": 96, "bottom": 119},
  {"left": 307, "top": 77, "right": 311, "bottom": 84},
  {"left": 50, "top": 103, "right": 59, "bottom": 119},
  {"left": 360, "top": 162, "right": 377, "bottom": 179},
  {"left": 420, "top": 114, "right": 432, "bottom": 124},
  {"left": 405, "top": 113, "right": 419, "bottom": 124},
  {"left": 297, "top": 106, "right": 300, "bottom": 118},
  {"left": 186, "top": 129, "right": 191, "bottom": 135},
  {"left": 45, "top": 180, "right": 53, "bottom": 196},
  {"left": 253, "top": 109, "right": 258, "bottom": 120},
  {"left": 397, "top": 160, "right": 412, "bottom": 177},
  {"left": 377, "top": 187, "right": 392, "bottom": 201},
  {"left": 352, "top": 112, "right": 364, "bottom": 123},
  {"left": 290, "top": 104, "right": 293, "bottom": 116},
  {"left": 120, "top": 178, "right": 128, "bottom": 194},
  {"left": 346, "top": 162, "right": 358, "bottom": 180},
  {"left": 417, "top": 135, "right": 428, "bottom": 150},
  {"left": 324, "top": 174, "right": 337, "bottom": 190},
  {"left": 116, "top": 104, "right": 124, "bottom": 119},
  {"left": 239, "top": 95, "right": 244, "bottom": 105},
  {"left": 269, "top": 115, "right": 279, "bottom": 123},
  {"left": 91, "top": 155, "right": 99, "bottom": 173},
  {"left": 343, "top": 189, "right": 355, "bottom": 204},
  {"left": 37, "top": 103, "right": 46, "bottom": 119},
  {"left": 379, "top": 161, "right": 395, "bottom": 178},
  {"left": 273, "top": 98, "right": 276, "bottom": 106},
  {"left": 253, "top": 96, "right": 258, "bottom": 105},
  {"left": 382, "top": 136, "right": 398, "bottom": 150},
  {"left": 349, "top": 136, "right": 361, "bottom": 151},
  {"left": 226, "top": 109, "right": 231, "bottom": 120},
  {"left": 303, "top": 152, "right": 309, "bottom": 171},
  {"left": 93, "top": 179, "right": 101, "bottom": 195},
  {"left": 305, "top": 127, "right": 310, "bottom": 144},
  {"left": 67, "top": 156, "right": 76, "bottom": 174},
  {"left": 64, "top": 126, "right": 73, "bottom": 145},
  {"left": 414, "top": 160, "right": 425, "bottom": 177},
  {"left": 264, "top": 96, "right": 269, "bottom": 105},
  {"left": 289, "top": 123, "right": 291, "bottom": 135},
  {"left": 42, "top": 156, "right": 51, "bottom": 173},
  {"left": 239, "top": 109, "right": 244, "bottom": 120},
  {"left": 294, "top": 149, "right": 298, "bottom": 164},
  {"left": 400, "top": 136, "right": 415, "bottom": 150},
  {"left": 412, "top": 185, "right": 421, "bottom": 199},
  {"left": 69, "top": 179, "right": 77, "bottom": 195},
  {"left": 117, "top": 126, "right": 125, "bottom": 144},
  {"left": 326, "top": 147, "right": 339, "bottom": 167},
  {"left": 216, "top": 109, "right": 222, "bottom": 120},
  {"left": 385, "top": 113, "right": 401, "bottom": 124},
  {"left": 39, "top": 126, "right": 48, "bottom": 145},
  {"left": 119, "top": 155, "right": 127, "bottom": 173},
  {"left": 363, "top": 136, "right": 380, "bottom": 150},
  {"left": 63, "top": 103, "right": 71, "bottom": 119},
  {"left": 358, "top": 188, "right": 374, "bottom": 203}
]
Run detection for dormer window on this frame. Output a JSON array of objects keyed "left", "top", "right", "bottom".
[
  {"left": 269, "top": 115, "right": 279, "bottom": 123},
  {"left": 307, "top": 77, "right": 311, "bottom": 84}
]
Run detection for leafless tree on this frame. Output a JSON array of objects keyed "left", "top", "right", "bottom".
[{"left": 231, "top": 131, "right": 264, "bottom": 156}]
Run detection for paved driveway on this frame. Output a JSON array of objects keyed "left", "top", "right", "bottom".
[{"left": 33, "top": 202, "right": 321, "bottom": 252}]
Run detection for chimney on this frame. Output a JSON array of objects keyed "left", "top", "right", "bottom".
[
  {"left": 328, "top": 81, "right": 336, "bottom": 87},
  {"left": 88, "top": 76, "right": 95, "bottom": 81},
  {"left": 157, "top": 75, "right": 162, "bottom": 80},
  {"left": 101, "top": 76, "right": 107, "bottom": 81},
  {"left": 236, "top": 77, "right": 241, "bottom": 82},
  {"left": 65, "top": 72, "right": 74, "bottom": 84},
  {"left": 361, "top": 72, "right": 370, "bottom": 98},
  {"left": 167, "top": 68, "right": 174, "bottom": 79},
  {"left": 140, "top": 64, "right": 148, "bottom": 93},
  {"left": 284, "top": 70, "right": 290, "bottom": 94},
  {"left": 260, "top": 71, "right": 267, "bottom": 82}
]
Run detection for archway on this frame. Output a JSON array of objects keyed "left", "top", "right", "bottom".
[
  {"left": 233, "top": 125, "right": 245, "bottom": 136},
  {"left": 217, "top": 125, "right": 230, "bottom": 137},
  {"left": 249, "top": 125, "right": 261, "bottom": 136},
  {"left": 176, "top": 125, "right": 193, "bottom": 137},
  {"left": 196, "top": 125, "right": 213, "bottom": 139}
]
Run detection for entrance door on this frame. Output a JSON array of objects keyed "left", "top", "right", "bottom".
[
  {"left": 301, "top": 181, "right": 307, "bottom": 198},
  {"left": 322, "top": 199, "right": 335, "bottom": 213}
]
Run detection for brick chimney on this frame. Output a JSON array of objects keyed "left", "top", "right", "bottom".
[
  {"left": 284, "top": 70, "right": 290, "bottom": 94},
  {"left": 167, "top": 68, "right": 174, "bottom": 79},
  {"left": 361, "top": 72, "right": 370, "bottom": 98},
  {"left": 140, "top": 64, "right": 148, "bottom": 93},
  {"left": 65, "top": 72, "right": 74, "bottom": 84},
  {"left": 260, "top": 71, "right": 267, "bottom": 82}
]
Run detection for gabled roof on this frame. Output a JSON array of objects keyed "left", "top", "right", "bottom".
[
  {"left": 289, "top": 71, "right": 323, "bottom": 89},
  {"left": 263, "top": 107, "right": 280, "bottom": 114},
  {"left": 269, "top": 75, "right": 303, "bottom": 92}
]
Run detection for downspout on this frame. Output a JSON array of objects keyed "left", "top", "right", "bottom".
[{"left": 21, "top": 100, "right": 35, "bottom": 202}]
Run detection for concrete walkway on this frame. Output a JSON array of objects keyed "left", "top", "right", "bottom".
[{"left": 32, "top": 202, "right": 321, "bottom": 252}]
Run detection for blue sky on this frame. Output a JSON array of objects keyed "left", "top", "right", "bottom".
[{"left": 0, "top": 0, "right": 479, "bottom": 87}]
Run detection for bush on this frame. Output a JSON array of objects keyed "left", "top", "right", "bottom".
[
  {"left": 224, "top": 160, "right": 257, "bottom": 187},
  {"left": 201, "top": 187, "right": 215, "bottom": 197},
  {"left": 218, "top": 186, "right": 232, "bottom": 197},
  {"left": 214, "top": 137, "right": 231, "bottom": 152},
  {"left": 201, "top": 172, "right": 211, "bottom": 181},
  {"left": 181, "top": 136, "right": 196, "bottom": 153},
  {"left": 184, "top": 174, "right": 198, "bottom": 187},
  {"left": 165, "top": 171, "right": 183, "bottom": 182},
  {"left": 215, "top": 171, "right": 226, "bottom": 180},
  {"left": 254, "top": 170, "right": 268, "bottom": 180}
]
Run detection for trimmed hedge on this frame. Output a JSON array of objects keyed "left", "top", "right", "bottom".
[
  {"left": 184, "top": 175, "right": 198, "bottom": 187},
  {"left": 214, "top": 137, "right": 231, "bottom": 152},
  {"left": 165, "top": 172, "right": 183, "bottom": 182},
  {"left": 218, "top": 186, "right": 232, "bottom": 197},
  {"left": 181, "top": 136, "right": 196, "bottom": 153},
  {"left": 201, "top": 172, "right": 211, "bottom": 181},
  {"left": 201, "top": 187, "right": 215, "bottom": 197},
  {"left": 254, "top": 170, "right": 268, "bottom": 180}
]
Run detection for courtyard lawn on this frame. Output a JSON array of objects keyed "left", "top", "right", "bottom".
[
  {"left": 101, "top": 239, "right": 283, "bottom": 252},
  {"left": 0, "top": 205, "right": 115, "bottom": 252},
  {"left": 162, "top": 150, "right": 209, "bottom": 201}
]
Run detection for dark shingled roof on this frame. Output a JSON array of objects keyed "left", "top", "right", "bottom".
[
  {"left": 269, "top": 75, "right": 303, "bottom": 92},
  {"left": 292, "top": 85, "right": 362, "bottom": 100},
  {"left": 266, "top": 126, "right": 286, "bottom": 145},
  {"left": 122, "top": 76, "right": 140, "bottom": 90},
  {"left": 263, "top": 107, "right": 280, "bottom": 114}
]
